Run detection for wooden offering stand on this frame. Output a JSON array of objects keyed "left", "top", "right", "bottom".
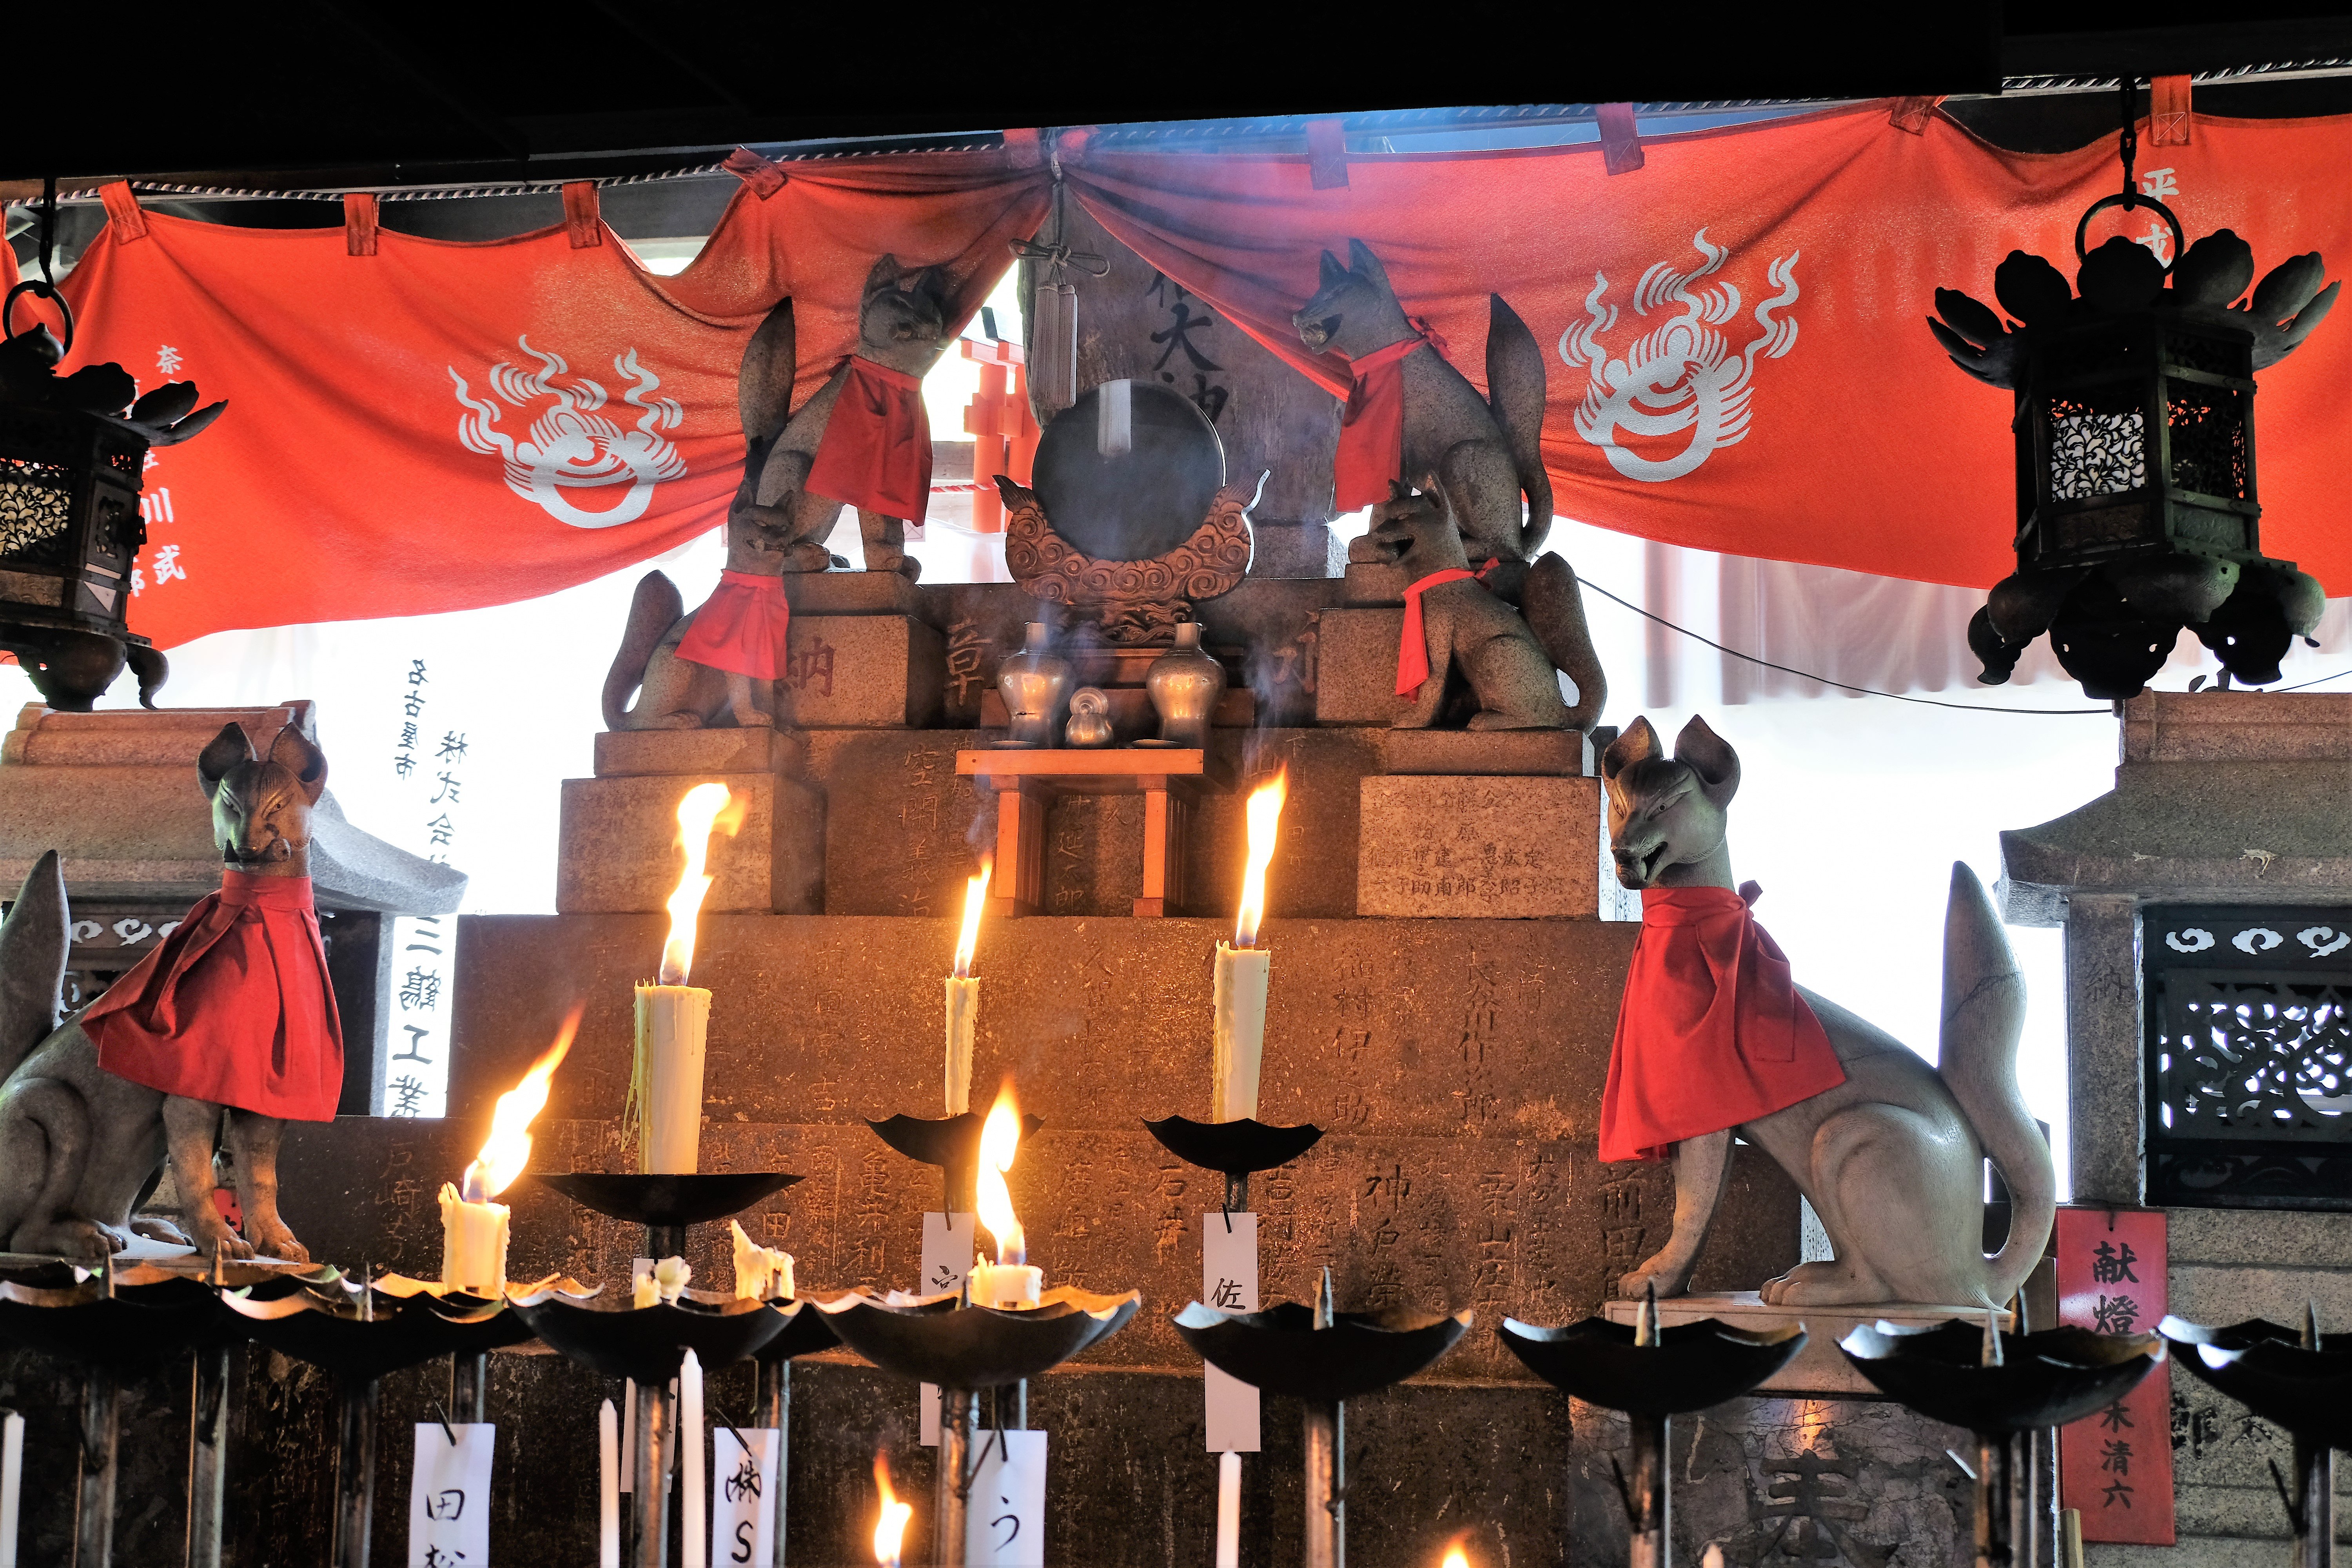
[{"left": 957, "top": 748, "right": 1235, "bottom": 917}]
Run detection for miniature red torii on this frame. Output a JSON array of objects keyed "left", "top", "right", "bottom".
[{"left": 963, "top": 337, "right": 1038, "bottom": 533}]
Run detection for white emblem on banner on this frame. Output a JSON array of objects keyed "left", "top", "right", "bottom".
[
  {"left": 448, "top": 337, "right": 686, "bottom": 528},
  {"left": 1561, "top": 229, "right": 1801, "bottom": 484}
]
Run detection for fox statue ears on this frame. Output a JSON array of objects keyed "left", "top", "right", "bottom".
[
  {"left": 864, "top": 252, "right": 949, "bottom": 301},
  {"left": 1601, "top": 715, "right": 1740, "bottom": 809},
  {"left": 197, "top": 722, "right": 328, "bottom": 806},
  {"left": 1314, "top": 240, "right": 1397, "bottom": 298},
  {"left": 1347, "top": 239, "right": 1394, "bottom": 295}
]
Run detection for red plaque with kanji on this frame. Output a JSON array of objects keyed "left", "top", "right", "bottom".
[{"left": 2054, "top": 1207, "right": 2173, "bottom": 1544}]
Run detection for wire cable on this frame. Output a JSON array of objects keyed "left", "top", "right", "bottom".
[{"left": 1575, "top": 576, "right": 2345, "bottom": 713}]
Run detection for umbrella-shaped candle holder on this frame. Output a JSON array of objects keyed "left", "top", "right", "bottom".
[
  {"left": 0, "top": 1256, "right": 276, "bottom": 1568},
  {"left": 865, "top": 1112, "right": 1043, "bottom": 1216},
  {"left": 1175, "top": 1272, "right": 1471, "bottom": 1568},
  {"left": 1142, "top": 1115, "right": 1321, "bottom": 1214},
  {"left": 1841, "top": 1316, "right": 2161, "bottom": 1568},
  {"left": 531, "top": 1171, "right": 803, "bottom": 1263},
  {"left": 223, "top": 1274, "right": 540, "bottom": 1568},
  {"left": 510, "top": 1283, "right": 808, "bottom": 1568},
  {"left": 1498, "top": 1296, "right": 1805, "bottom": 1568},
  {"left": 820, "top": 1285, "right": 1140, "bottom": 1568},
  {"left": 2162, "top": 1309, "right": 2352, "bottom": 1568}
]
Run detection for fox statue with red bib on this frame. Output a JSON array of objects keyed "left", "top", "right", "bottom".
[
  {"left": 1597, "top": 715, "right": 2053, "bottom": 1310},
  {"left": 0, "top": 723, "right": 340, "bottom": 1261}
]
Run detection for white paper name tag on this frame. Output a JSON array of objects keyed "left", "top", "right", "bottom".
[
  {"left": 710, "top": 1427, "right": 779, "bottom": 1565},
  {"left": 964, "top": 1429, "right": 1047, "bottom": 1567},
  {"left": 920, "top": 1212, "right": 976, "bottom": 1445},
  {"left": 408, "top": 1422, "right": 494, "bottom": 1566},
  {"left": 1202, "top": 1212, "right": 1260, "bottom": 1452}
]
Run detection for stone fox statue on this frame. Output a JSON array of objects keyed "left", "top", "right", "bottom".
[
  {"left": 0, "top": 726, "right": 338, "bottom": 1261},
  {"left": 603, "top": 254, "right": 953, "bottom": 730},
  {"left": 1362, "top": 478, "right": 1605, "bottom": 730},
  {"left": 1598, "top": 716, "right": 2054, "bottom": 1309},
  {"left": 1294, "top": 238, "right": 1553, "bottom": 565}
]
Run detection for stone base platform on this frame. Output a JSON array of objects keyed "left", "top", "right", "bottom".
[
  {"left": 1602, "top": 1291, "right": 2015, "bottom": 1398},
  {"left": 556, "top": 730, "right": 823, "bottom": 915},
  {"left": 1359, "top": 773, "right": 1602, "bottom": 918},
  {"left": 781, "top": 612, "right": 944, "bottom": 728}
]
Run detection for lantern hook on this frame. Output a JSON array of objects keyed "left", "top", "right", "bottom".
[
  {"left": 2071, "top": 76, "right": 2185, "bottom": 269},
  {"left": 3, "top": 175, "right": 75, "bottom": 355}
]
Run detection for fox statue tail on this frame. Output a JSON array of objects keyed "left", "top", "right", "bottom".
[
  {"left": 600, "top": 571, "right": 686, "bottom": 731},
  {"left": 1485, "top": 294, "right": 1553, "bottom": 559},
  {"left": 1936, "top": 861, "right": 2054, "bottom": 1307},
  {"left": 0, "top": 851, "right": 67, "bottom": 1082}
]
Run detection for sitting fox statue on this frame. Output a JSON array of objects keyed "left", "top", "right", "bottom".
[
  {"left": 1598, "top": 716, "right": 2053, "bottom": 1309},
  {"left": 604, "top": 254, "right": 955, "bottom": 730},
  {"left": 0, "top": 724, "right": 339, "bottom": 1261}
]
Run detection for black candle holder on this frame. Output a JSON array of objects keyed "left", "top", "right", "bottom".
[
  {"left": 530, "top": 1171, "right": 803, "bottom": 1260},
  {"left": 821, "top": 1285, "right": 1139, "bottom": 1568},
  {"left": 2163, "top": 1310, "right": 2352, "bottom": 1563},
  {"left": 221, "top": 1276, "right": 545, "bottom": 1568},
  {"left": 744, "top": 1296, "right": 841, "bottom": 1568},
  {"left": 1142, "top": 1115, "right": 1322, "bottom": 1212},
  {"left": 0, "top": 1259, "right": 272, "bottom": 1568},
  {"left": 866, "top": 1111, "right": 1044, "bottom": 1214},
  {"left": 1176, "top": 1278, "right": 1470, "bottom": 1568},
  {"left": 1842, "top": 1317, "right": 2161, "bottom": 1568},
  {"left": 1499, "top": 1307, "right": 1805, "bottom": 1567}
]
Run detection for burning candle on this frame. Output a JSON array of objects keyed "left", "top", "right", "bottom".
[
  {"left": 1214, "top": 1451, "right": 1240, "bottom": 1568},
  {"left": 598, "top": 1397, "right": 619, "bottom": 1568},
  {"left": 1213, "top": 771, "right": 1288, "bottom": 1122},
  {"left": 632, "top": 784, "right": 740, "bottom": 1174},
  {"left": 682, "top": 1349, "right": 706, "bottom": 1568},
  {"left": 1442, "top": 1539, "right": 1472, "bottom": 1568},
  {"left": 945, "top": 859, "right": 991, "bottom": 1116},
  {"left": 0, "top": 1408, "right": 20, "bottom": 1568},
  {"left": 730, "top": 1219, "right": 795, "bottom": 1300},
  {"left": 439, "top": 1008, "right": 578, "bottom": 1295},
  {"left": 969, "top": 1083, "right": 1042, "bottom": 1308},
  {"left": 872, "top": 1452, "right": 913, "bottom": 1568}
]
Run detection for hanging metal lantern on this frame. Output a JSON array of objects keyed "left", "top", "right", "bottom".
[
  {"left": 1930, "top": 193, "right": 2334, "bottom": 700},
  {"left": 0, "top": 189, "right": 220, "bottom": 710}
]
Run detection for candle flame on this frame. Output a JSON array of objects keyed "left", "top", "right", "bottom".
[
  {"left": 953, "top": 857, "right": 992, "bottom": 979},
  {"left": 976, "top": 1080, "right": 1025, "bottom": 1266},
  {"left": 1441, "top": 1537, "right": 1472, "bottom": 1568},
  {"left": 659, "top": 783, "right": 742, "bottom": 985},
  {"left": 460, "top": 1005, "right": 581, "bottom": 1201},
  {"left": 872, "top": 1452, "right": 912, "bottom": 1566},
  {"left": 1234, "top": 769, "right": 1289, "bottom": 948}
]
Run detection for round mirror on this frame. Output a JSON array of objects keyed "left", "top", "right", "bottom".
[{"left": 1030, "top": 381, "right": 1225, "bottom": 561}]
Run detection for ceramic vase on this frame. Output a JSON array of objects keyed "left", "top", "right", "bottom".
[
  {"left": 996, "top": 622, "right": 1072, "bottom": 747},
  {"left": 1145, "top": 622, "right": 1225, "bottom": 749}
]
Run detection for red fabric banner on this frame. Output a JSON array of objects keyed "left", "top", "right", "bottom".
[
  {"left": 2054, "top": 1206, "right": 2174, "bottom": 1545},
  {"left": 1062, "top": 107, "right": 2352, "bottom": 593},
  {"left": 9, "top": 151, "right": 1044, "bottom": 651}
]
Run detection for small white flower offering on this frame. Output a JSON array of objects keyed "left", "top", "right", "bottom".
[{"left": 730, "top": 1219, "right": 795, "bottom": 1300}]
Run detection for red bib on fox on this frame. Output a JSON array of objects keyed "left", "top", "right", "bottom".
[
  {"left": 84, "top": 871, "right": 344, "bottom": 1122},
  {"left": 1394, "top": 558, "right": 1497, "bottom": 696},
  {"left": 1598, "top": 884, "right": 1844, "bottom": 1162},
  {"left": 1331, "top": 335, "right": 1424, "bottom": 515},
  {"left": 675, "top": 570, "right": 792, "bottom": 680},
  {"left": 805, "top": 358, "right": 933, "bottom": 524}
]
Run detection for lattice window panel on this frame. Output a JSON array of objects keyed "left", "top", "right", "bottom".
[
  {"left": 2046, "top": 399, "right": 2146, "bottom": 500},
  {"left": 0, "top": 457, "right": 74, "bottom": 562},
  {"left": 2145, "top": 906, "right": 2352, "bottom": 1209}
]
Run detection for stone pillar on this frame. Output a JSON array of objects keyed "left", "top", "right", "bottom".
[{"left": 2062, "top": 895, "right": 2144, "bottom": 1207}]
